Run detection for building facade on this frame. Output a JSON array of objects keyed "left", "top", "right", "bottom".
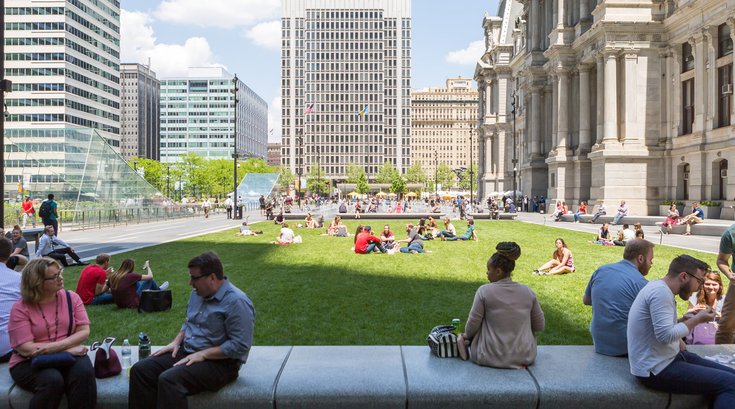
[
  {"left": 476, "top": 0, "right": 735, "bottom": 214},
  {"left": 159, "top": 67, "right": 268, "bottom": 163},
  {"left": 267, "top": 142, "right": 282, "bottom": 167},
  {"left": 4, "top": 0, "right": 122, "bottom": 195},
  {"left": 120, "top": 63, "right": 160, "bottom": 161},
  {"left": 280, "top": 0, "right": 412, "bottom": 184},
  {"left": 411, "top": 78, "right": 479, "bottom": 185}
]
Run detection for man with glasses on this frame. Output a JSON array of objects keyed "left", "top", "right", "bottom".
[
  {"left": 129, "top": 252, "right": 255, "bottom": 409},
  {"left": 35, "top": 225, "right": 86, "bottom": 266},
  {"left": 627, "top": 255, "right": 735, "bottom": 408}
]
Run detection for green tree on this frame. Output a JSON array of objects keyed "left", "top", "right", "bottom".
[
  {"left": 175, "top": 153, "right": 206, "bottom": 198},
  {"left": 390, "top": 173, "right": 407, "bottom": 197},
  {"left": 200, "top": 159, "right": 232, "bottom": 198},
  {"left": 459, "top": 166, "right": 478, "bottom": 192},
  {"left": 346, "top": 162, "right": 365, "bottom": 184},
  {"left": 375, "top": 161, "right": 398, "bottom": 184},
  {"left": 355, "top": 172, "right": 370, "bottom": 194},
  {"left": 277, "top": 166, "right": 295, "bottom": 189},
  {"left": 306, "top": 165, "right": 330, "bottom": 195},
  {"left": 130, "top": 157, "right": 166, "bottom": 193},
  {"left": 240, "top": 158, "right": 275, "bottom": 174},
  {"left": 405, "top": 161, "right": 427, "bottom": 193},
  {"left": 436, "top": 162, "right": 455, "bottom": 191}
]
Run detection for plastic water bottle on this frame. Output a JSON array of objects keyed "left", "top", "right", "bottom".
[
  {"left": 121, "top": 339, "right": 132, "bottom": 370},
  {"left": 451, "top": 318, "right": 461, "bottom": 335},
  {"left": 138, "top": 332, "right": 151, "bottom": 360}
]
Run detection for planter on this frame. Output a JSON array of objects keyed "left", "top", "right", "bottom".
[
  {"left": 701, "top": 205, "right": 722, "bottom": 220},
  {"left": 721, "top": 206, "right": 735, "bottom": 221},
  {"left": 659, "top": 205, "right": 684, "bottom": 217}
]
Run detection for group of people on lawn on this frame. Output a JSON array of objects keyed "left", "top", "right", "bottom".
[{"left": 352, "top": 216, "right": 478, "bottom": 255}]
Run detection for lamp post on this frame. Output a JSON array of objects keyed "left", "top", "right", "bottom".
[
  {"left": 469, "top": 126, "right": 474, "bottom": 205},
  {"left": 0, "top": 1, "right": 12, "bottom": 227},
  {"left": 316, "top": 145, "right": 321, "bottom": 198},
  {"left": 434, "top": 150, "right": 438, "bottom": 199},
  {"left": 511, "top": 91, "right": 518, "bottom": 208},
  {"left": 232, "top": 74, "right": 240, "bottom": 203},
  {"left": 297, "top": 130, "right": 303, "bottom": 208},
  {"left": 166, "top": 165, "right": 171, "bottom": 198},
  {"left": 179, "top": 175, "right": 183, "bottom": 202}
]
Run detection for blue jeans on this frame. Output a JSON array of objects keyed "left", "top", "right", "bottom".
[
  {"left": 613, "top": 213, "right": 625, "bottom": 224},
  {"left": 637, "top": 351, "right": 735, "bottom": 409},
  {"left": 90, "top": 292, "right": 113, "bottom": 305},
  {"left": 136, "top": 280, "right": 160, "bottom": 296},
  {"left": 590, "top": 211, "right": 605, "bottom": 222},
  {"left": 399, "top": 243, "right": 425, "bottom": 253},
  {"left": 437, "top": 231, "right": 455, "bottom": 239},
  {"left": 365, "top": 243, "right": 386, "bottom": 253},
  {"left": 573, "top": 212, "right": 584, "bottom": 222}
]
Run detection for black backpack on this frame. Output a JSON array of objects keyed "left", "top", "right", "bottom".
[{"left": 38, "top": 200, "right": 52, "bottom": 219}]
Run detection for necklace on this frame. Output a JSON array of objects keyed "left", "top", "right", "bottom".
[{"left": 37, "top": 292, "right": 60, "bottom": 342}]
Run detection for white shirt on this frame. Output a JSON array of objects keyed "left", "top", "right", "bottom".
[
  {"left": 0, "top": 264, "right": 22, "bottom": 356},
  {"left": 35, "top": 234, "right": 70, "bottom": 257},
  {"left": 627, "top": 280, "right": 690, "bottom": 377},
  {"left": 280, "top": 227, "right": 295, "bottom": 242},
  {"left": 622, "top": 228, "right": 636, "bottom": 242}
]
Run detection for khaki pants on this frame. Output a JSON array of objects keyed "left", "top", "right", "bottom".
[{"left": 716, "top": 281, "right": 735, "bottom": 344}]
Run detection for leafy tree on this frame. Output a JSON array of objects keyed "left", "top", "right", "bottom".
[
  {"left": 130, "top": 157, "right": 166, "bottom": 193},
  {"left": 346, "top": 162, "right": 365, "bottom": 184},
  {"left": 200, "top": 159, "right": 232, "bottom": 199},
  {"left": 436, "top": 162, "right": 455, "bottom": 191},
  {"left": 277, "top": 166, "right": 295, "bottom": 189},
  {"left": 390, "top": 173, "right": 407, "bottom": 196},
  {"left": 405, "top": 161, "right": 427, "bottom": 186},
  {"left": 375, "top": 161, "right": 398, "bottom": 184},
  {"left": 240, "top": 158, "right": 275, "bottom": 174},
  {"left": 306, "top": 165, "right": 330, "bottom": 195},
  {"left": 459, "top": 166, "right": 478, "bottom": 192},
  {"left": 355, "top": 172, "right": 370, "bottom": 194}
]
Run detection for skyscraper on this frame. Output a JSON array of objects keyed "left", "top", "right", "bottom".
[
  {"left": 281, "top": 0, "right": 412, "bottom": 185},
  {"left": 159, "top": 67, "right": 268, "bottom": 163},
  {"left": 120, "top": 63, "right": 160, "bottom": 161}
]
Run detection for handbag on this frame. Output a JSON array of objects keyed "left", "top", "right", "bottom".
[
  {"left": 91, "top": 337, "right": 121, "bottom": 378},
  {"left": 30, "top": 290, "right": 76, "bottom": 369},
  {"left": 138, "top": 289, "right": 172, "bottom": 313},
  {"left": 685, "top": 321, "right": 718, "bottom": 345},
  {"left": 427, "top": 325, "right": 459, "bottom": 358}
]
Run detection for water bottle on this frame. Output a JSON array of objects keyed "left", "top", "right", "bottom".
[
  {"left": 138, "top": 332, "right": 151, "bottom": 360},
  {"left": 451, "top": 318, "right": 461, "bottom": 335},
  {"left": 121, "top": 339, "right": 132, "bottom": 370}
]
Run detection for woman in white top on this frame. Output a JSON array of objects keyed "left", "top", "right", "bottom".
[{"left": 687, "top": 271, "right": 725, "bottom": 317}]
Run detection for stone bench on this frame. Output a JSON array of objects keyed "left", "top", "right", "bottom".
[
  {"left": 468, "top": 212, "right": 518, "bottom": 220},
  {"left": 557, "top": 214, "right": 666, "bottom": 226},
  {"left": 343, "top": 212, "right": 447, "bottom": 220},
  {"left": 655, "top": 222, "right": 729, "bottom": 237},
  {"left": 4, "top": 345, "right": 728, "bottom": 408}
]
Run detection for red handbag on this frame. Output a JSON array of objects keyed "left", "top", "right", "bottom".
[{"left": 91, "top": 337, "right": 122, "bottom": 378}]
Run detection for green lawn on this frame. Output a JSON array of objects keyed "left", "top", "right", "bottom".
[{"left": 60, "top": 220, "right": 717, "bottom": 347}]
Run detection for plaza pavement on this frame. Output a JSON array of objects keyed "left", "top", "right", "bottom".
[{"left": 32, "top": 205, "right": 730, "bottom": 261}]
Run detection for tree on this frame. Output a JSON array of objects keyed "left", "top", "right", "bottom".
[
  {"left": 200, "top": 159, "right": 231, "bottom": 198},
  {"left": 306, "top": 165, "right": 330, "bottom": 195},
  {"left": 240, "top": 158, "right": 275, "bottom": 174},
  {"left": 459, "top": 166, "right": 478, "bottom": 192},
  {"left": 436, "top": 162, "right": 455, "bottom": 191},
  {"left": 175, "top": 153, "right": 206, "bottom": 198},
  {"left": 130, "top": 157, "right": 166, "bottom": 193},
  {"left": 277, "top": 166, "right": 295, "bottom": 189},
  {"left": 390, "top": 173, "right": 407, "bottom": 197},
  {"left": 375, "top": 161, "right": 398, "bottom": 184},
  {"left": 355, "top": 172, "right": 370, "bottom": 194},
  {"left": 405, "top": 161, "right": 427, "bottom": 185},
  {"left": 346, "top": 162, "right": 365, "bottom": 184}
]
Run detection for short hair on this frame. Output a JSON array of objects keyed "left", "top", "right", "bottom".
[
  {"left": 0, "top": 237, "right": 13, "bottom": 261},
  {"left": 282, "top": 222, "right": 289, "bottom": 228},
  {"left": 48, "top": 194, "right": 54, "bottom": 200},
  {"left": 467, "top": 218, "right": 474, "bottom": 225},
  {"left": 667, "top": 255, "right": 710, "bottom": 278},
  {"left": 95, "top": 253, "right": 110, "bottom": 265},
  {"left": 622, "top": 224, "right": 629, "bottom": 229},
  {"left": 623, "top": 239, "right": 654, "bottom": 261},
  {"left": 188, "top": 252, "right": 224, "bottom": 280},
  {"left": 21, "top": 258, "right": 62, "bottom": 304},
  {"left": 44, "top": 225, "right": 54, "bottom": 233}
]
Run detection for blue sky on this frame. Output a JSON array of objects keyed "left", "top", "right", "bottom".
[{"left": 120, "top": 0, "right": 501, "bottom": 141}]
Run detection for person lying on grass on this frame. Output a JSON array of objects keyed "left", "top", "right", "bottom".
[{"left": 532, "top": 238, "right": 575, "bottom": 275}]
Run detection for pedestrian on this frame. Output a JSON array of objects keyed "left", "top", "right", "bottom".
[
  {"left": 20, "top": 196, "right": 36, "bottom": 229},
  {"left": 38, "top": 194, "right": 59, "bottom": 236}
]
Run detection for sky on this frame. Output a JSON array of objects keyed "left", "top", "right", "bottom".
[{"left": 120, "top": 0, "right": 501, "bottom": 142}]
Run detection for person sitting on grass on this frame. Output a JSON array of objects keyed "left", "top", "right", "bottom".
[
  {"left": 235, "top": 221, "right": 260, "bottom": 236},
  {"left": 380, "top": 225, "right": 396, "bottom": 250},
  {"left": 436, "top": 217, "right": 457, "bottom": 241},
  {"left": 354, "top": 226, "right": 386, "bottom": 254},
  {"left": 457, "top": 242, "right": 545, "bottom": 367},
  {"left": 427, "top": 216, "right": 440, "bottom": 237},
  {"left": 108, "top": 259, "right": 168, "bottom": 310},
  {"left": 34, "top": 225, "right": 87, "bottom": 267},
  {"left": 533, "top": 238, "right": 575, "bottom": 275},
  {"left": 446, "top": 218, "right": 478, "bottom": 241},
  {"left": 591, "top": 223, "right": 612, "bottom": 245},
  {"left": 395, "top": 223, "right": 425, "bottom": 254},
  {"left": 275, "top": 222, "right": 295, "bottom": 245},
  {"left": 304, "top": 213, "right": 317, "bottom": 229},
  {"left": 76, "top": 253, "right": 114, "bottom": 305},
  {"left": 634, "top": 223, "right": 645, "bottom": 240},
  {"left": 613, "top": 224, "right": 636, "bottom": 246}
]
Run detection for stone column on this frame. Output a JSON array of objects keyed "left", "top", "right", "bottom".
[
  {"left": 557, "top": 71, "right": 569, "bottom": 152},
  {"left": 704, "top": 27, "right": 717, "bottom": 132},
  {"left": 671, "top": 48, "right": 682, "bottom": 137},
  {"left": 595, "top": 54, "right": 604, "bottom": 145},
  {"left": 557, "top": 0, "right": 565, "bottom": 29},
  {"left": 691, "top": 34, "right": 705, "bottom": 133},
  {"left": 550, "top": 73, "right": 558, "bottom": 151},
  {"left": 531, "top": 0, "right": 540, "bottom": 50},
  {"left": 531, "top": 87, "right": 542, "bottom": 156},
  {"left": 623, "top": 51, "right": 638, "bottom": 142},
  {"left": 580, "top": 0, "right": 589, "bottom": 21},
  {"left": 603, "top": 52, "right": 618, "bottom": 143},
  {"left": 579, "top": 65, "right": 591, "bottom": 153}
]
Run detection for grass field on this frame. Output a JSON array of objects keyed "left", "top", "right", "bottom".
[{"left": 59, "top": 219, "right": 718, "bottom": 347}]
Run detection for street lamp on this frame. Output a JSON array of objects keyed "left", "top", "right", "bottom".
[
  {"left": 434, "top": 150, "right": 438, "bottom": 199},
  {"left": 232, "top": 74, "right": 240, "bottom": 205},
  {"left": 469, "top": 126, "right": 474, "bottom": 205},
  {"left": 166, "top": 165, "right": 171, "bottom": 198},
  {"left": 511, "top": 90, "right": 518, "bottom": 208},
  {"left": 297, "top": 130, "right": 303, "bottom": 208},
  {"left": 316, "top": 145, "right": 321, "bottom": 198}
]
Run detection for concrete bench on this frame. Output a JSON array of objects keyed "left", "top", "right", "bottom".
[
  {"left": 468, "top": 212, "right": 518, "bottom": 220},
  {"left": 558, "top": 214, "right": 666, "bottom": 226},
  {"left": 20, "top": 227, "right": 44, "bottom": 248},
  {"left": 4, "top": 345, "right": 728, "bottom": 408},
  {"left": 343, "top": 212, "right": 446, "bottom": 220},
  {"left": 655, "top": 222, "right": 729, "bottom": 237}
]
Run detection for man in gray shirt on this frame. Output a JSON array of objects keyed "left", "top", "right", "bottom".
[
  {"left": 627, "top": 255, "right": 735, "bottom": 408},
  {"left": 129, "top": 252, "right": 256, "bottom": 409}
]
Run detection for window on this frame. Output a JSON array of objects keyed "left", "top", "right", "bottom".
[
  {"left": 682, "top": 79, "right": 695, "bottom": 134},
  {"left": 719, "top": 24, "right": 733, "bottom": 58},
  {"left": 718, "top": 65, "right": 732, "bottom": 128},
  {"left": 682, "top": 42, "right": 694, "bottom": 73}
]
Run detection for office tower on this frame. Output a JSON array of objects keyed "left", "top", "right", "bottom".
[
  {"left": 159, "top": 67, "right": 268, "bottom": 163},
  {"left": 120, "top": 63, "right": 160, "bottom": 161},
  {"left": 281, "top": 0, "right": 412, "bottom": 185}
]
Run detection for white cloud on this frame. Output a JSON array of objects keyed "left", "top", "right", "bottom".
[
  {"left": 154, "top": 0, "right": 280, "bottom": 29},
  {"left": 268, "top": 93, "right": 281, "bottom": 143},
  {"left": 121, "top": 9, "right": 224, "bottom": 78},
  {"left": 445, "top": 40, "right": 485, "bottom": 65},
  {"left": 245, "top": 20, "right": 281, "bottom": 50}
]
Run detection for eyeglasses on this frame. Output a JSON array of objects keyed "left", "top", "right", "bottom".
[
  {"left": 44, "top": 270, "right": 63, "bottom": 281},
  {"left": 189, "top": 273, "right": 210, "bottom": 282},
  {"left": 685, "top": 271, "right": 705, "bottom": 288}
]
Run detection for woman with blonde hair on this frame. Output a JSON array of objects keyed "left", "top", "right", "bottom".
[
  {"left": 687, "top": 271, "right": 725, "bottom": 317},
  {"left": 458, "top": 242, "right": 545, "bottom": 368},
  {"left": 108, "top": 259, "right": 167, "bottom": 309},
  {"left": 8, "top": 258, "right": 96, "bottom": 409},
  {"left": 533, "top": 238, "right": 575, "bottom": 275}
]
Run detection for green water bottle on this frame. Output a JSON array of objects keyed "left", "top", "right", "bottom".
[{"left": 451, "top": 318, "right": 461, "bottom": 335}]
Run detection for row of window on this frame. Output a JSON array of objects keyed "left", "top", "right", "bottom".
[
  {"left": 5, "top": 36, "right": 63, "bottom": 46},
  {"left": 66, "top": 37, "right": 119, "bottom": 71},
  {"left": 5, "top": 7, "right": 64, "bottom": 15},
  {"left": 67, "top": 0, "right": 120, "bottom": 34},
  {"left": 67, "top": 24, "right": 119, "bottom": 59},
  {"left": 65, "top": 7, "right": 118, "bottom": 44},
  {"left": 306, "top": 41, "right": 384, "bottom": 51}
]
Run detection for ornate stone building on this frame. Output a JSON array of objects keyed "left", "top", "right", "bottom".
[{"left": 475, "top": 0, "right": 735, "bottom": 214}]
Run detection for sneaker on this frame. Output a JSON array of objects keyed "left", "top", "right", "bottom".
[
  {"left": 159, "top": 281, "right": 170, "bottom": 291},
  {"left": 532, "top": 270, "right": 540, "bottom": 275},
  {"left": 409, "top": 249, "right": 418, "bottom": 254},
  {"left": 75, "top": 261, "right": 89, "bottom": 266}
]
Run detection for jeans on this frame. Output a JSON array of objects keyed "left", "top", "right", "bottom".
[
  {"left": 129, "top": 348, "right": 240, "bottom": 409},
  {"left": 44, "top": 248, "right": 81, "bottom": 267},
  {"left": 10, "top": 355, "right": 96, "bottom": 409},
  {"left": 590, "top": 211, "right": 606, "bottom": 222},
  {"left": 90, "top": 292, "right": 114, "bottom": 305},
  {"left": 136, "top": 280, "right": 160, "bottom": 296},
  {"left": 366, "top": 242, "right": 386, "bottom": 253},
  {"left": 613, "top": 213, "right": 626, "bottom": 224},
  {"left": 637, "top": 351, "right": 735, "bottom": 409},
  {"left": 437, "top": 231, "right": 455, "bottom": 239},
  {"left": 399, "top": 243, "right": 425, "bottom": 253},
  {"left": 573, "top": 212, "right": 584, "bottom": 222},
  {"left": 22, "top": 212, "right": 36, "bottom": 228}
]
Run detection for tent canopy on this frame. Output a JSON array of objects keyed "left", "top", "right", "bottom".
[
  {"left": 406, "top": 192, "right": 417, "bottom": 197},
  {"left": 375, "top": 191, "right": 387, "bottom": 197},
  {"left": 347, "top": 191, "right": 359, "bottom": 196}
]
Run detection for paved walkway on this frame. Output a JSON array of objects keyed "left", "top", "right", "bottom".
[{"left": 31, "top": 207, "right": 731, "bottom": 260}]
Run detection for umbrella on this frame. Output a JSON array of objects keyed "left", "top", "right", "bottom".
[
  {"left": 406, "top": 192, "right": 417, "bottom": 197},
  {"left": 347, "top": 191, "right": 359, "bottom": 197},
  {"left": 387, "top": 192, "right": 397, "bottom": 197},
  {"left": 375, "top": 191, "right": 387, "bottom": 197}
]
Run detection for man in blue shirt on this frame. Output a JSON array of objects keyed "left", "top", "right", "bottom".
[
  {"left": 583, "top": 239, "right": 654, "bottom": 356},
  {"left": 681, "top": 201, "right": 704, "bottom": 236},
  {"left": 129, "top": 252, "right": 256, "bottom": 409}
]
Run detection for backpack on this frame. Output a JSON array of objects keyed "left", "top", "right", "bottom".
[
  {"left": 38, "top": 200, "right": 52, "bottom": 219},
  {"left": 339, "top": 203, "right": 347, "bottom": 213}
]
